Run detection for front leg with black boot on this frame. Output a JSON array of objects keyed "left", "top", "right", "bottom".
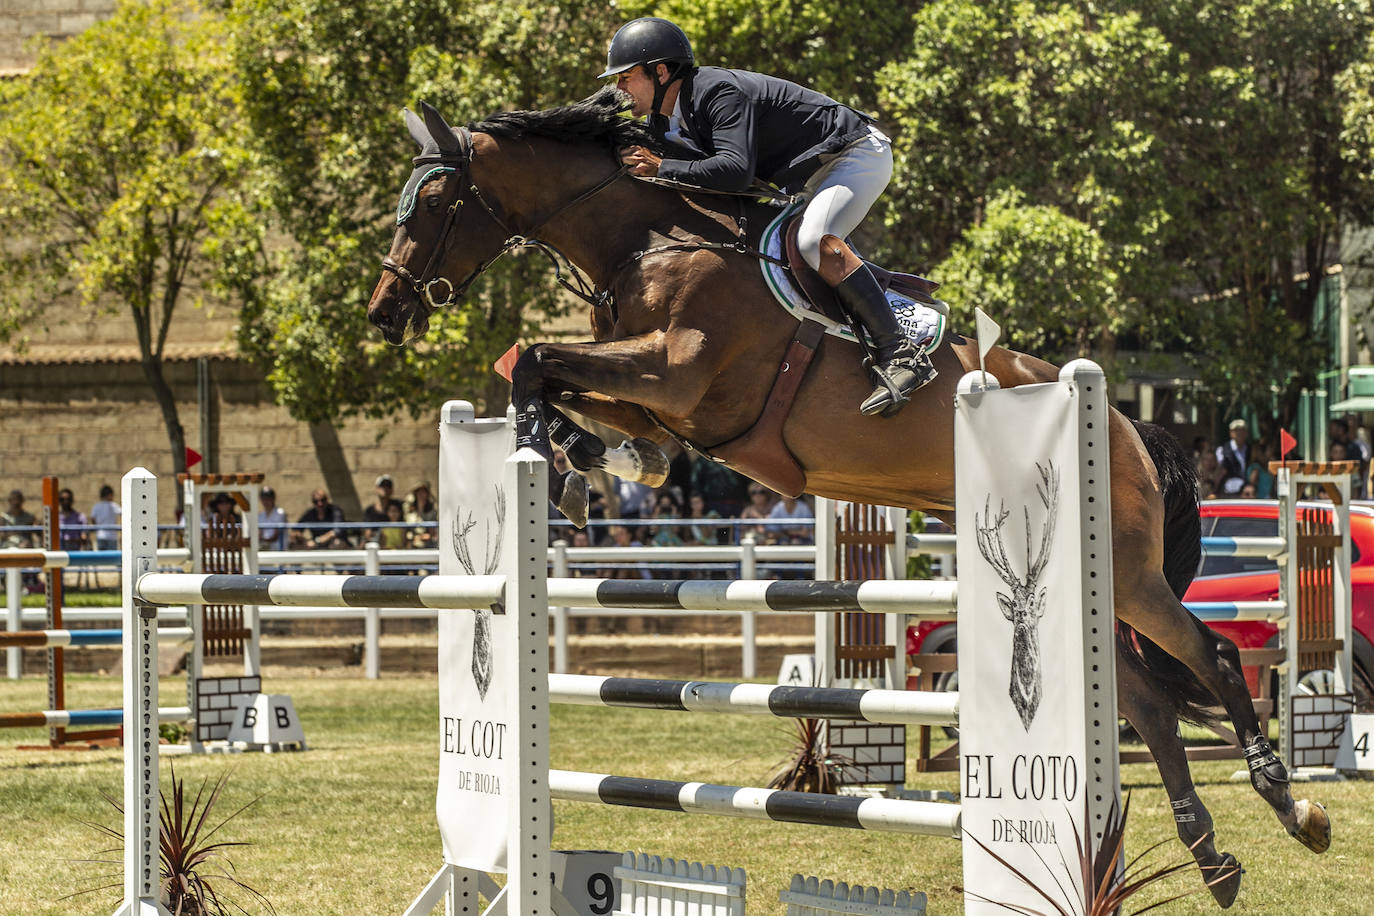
[{"left": 819, "top": 233, "right": 937, "bottom": 417}]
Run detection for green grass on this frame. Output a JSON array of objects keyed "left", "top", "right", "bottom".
[
  {"left": 18, "top": 589, "right": 121, "bottom": 608},
  {"left": 1, "top": 674, "right": 1371, "bottom": 914}
]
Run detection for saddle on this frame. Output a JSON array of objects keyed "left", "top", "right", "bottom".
[{"left": 781, "top": 216, "right": 942, "bottom": 320}]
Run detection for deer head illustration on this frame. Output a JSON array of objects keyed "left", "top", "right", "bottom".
[
  {"left": 452, "top": 485, "right": 507, "bottom": 701},
  {"left": 974, "top": 461, "right": 1059, "bottom": 731}
]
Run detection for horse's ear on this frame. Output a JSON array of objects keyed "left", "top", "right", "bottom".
[
  {"left": 403, "top": 108, "right": 431, "bottom": 151},
  {"left": 420, "top": 101, "right": 463, "bottom": 155}
]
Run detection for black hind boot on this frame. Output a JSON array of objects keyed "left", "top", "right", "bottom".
[{"left": 832, "top": 264, "right": 936, "bottom": 416}]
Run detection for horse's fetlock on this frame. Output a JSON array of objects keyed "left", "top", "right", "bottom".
[{"left": 1244, "top": 736, "right": 1290, "bottom": 788}]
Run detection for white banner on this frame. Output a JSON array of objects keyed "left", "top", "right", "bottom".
[
  {"left": 956, "top": 365, "right": 1119, "bottom": 913},
  {"left": 437, "top": 402, "right": 515, "bottom": 871}
]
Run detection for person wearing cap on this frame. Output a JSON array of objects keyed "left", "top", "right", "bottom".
[
  {"left": 258, "top": 486, "right": 288, "bottom": 550},
  {"left": 1216, "top": 419, "right": 1250, "bottom": 496},
  {"left": 600, "top": 16, "right": 935, "bottom": 418},
  {"left": 207, "top": 491, "right": 242, "bottom": 527},
  {"left": 404, "top": 480, "right": 438, "bottom": 549},
  {"left": 363, "top": 474, "right": 403, "bottom": 544}
]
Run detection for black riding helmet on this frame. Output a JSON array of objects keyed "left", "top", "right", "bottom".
[{"left": 597, "top": 17, "right": 694, "bottom": 79}]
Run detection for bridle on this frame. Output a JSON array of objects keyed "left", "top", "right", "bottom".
[{"left": 381, "top": 126, "right": 628, "bottom": 311}]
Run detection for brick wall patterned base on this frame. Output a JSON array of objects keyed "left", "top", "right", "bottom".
[{"left": 195, "top": 675, "right": 263, "bottom": 743}]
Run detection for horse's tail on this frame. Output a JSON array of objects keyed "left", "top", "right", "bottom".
[{"left": 1116, "top": 419, "right": 1222, "bottom": 726}]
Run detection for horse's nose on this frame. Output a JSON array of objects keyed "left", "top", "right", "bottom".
[{"left": 367, "top": 302, "right": 406, "bottom": 345}]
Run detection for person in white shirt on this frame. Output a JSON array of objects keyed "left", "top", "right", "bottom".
[
  {"left": 257, "top": 486, "right": 289, "bottom": 550},
  {"left": 89, "top": 485, "right": 121, "bottom": 551}
]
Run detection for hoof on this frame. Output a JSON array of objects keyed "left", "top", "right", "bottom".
[
  {"left": 555, "top": 470, "right": 589, "bottom": 528},
  {"left": 602, "top": 438, "right": 670, "bottom": 487},
  {"left": 1289, "top": 799, "right": 1331, "bottom": 853},
  {"left": 1204, "top": 853, "right": 1243, "bottom": 908},
  {"left": 629, "top": 437, "right": 670, "bottom": 487}
]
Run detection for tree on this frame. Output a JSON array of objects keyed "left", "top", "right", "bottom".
[
  {"left": 876, "top": 0, "right": 1374, "bottom": 423},
  {"left": 0, "top": 0, "right": 261, "bottom": 496},
  {"left": 939, "top": 190, "right": 1125, "bottom": 360},
  {"left": 227, "top": 0, "right": 624, "bottom": 424}
]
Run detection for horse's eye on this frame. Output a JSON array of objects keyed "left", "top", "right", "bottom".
[{"left": 424, "top": 193, "right": 442, "bottom": 210}]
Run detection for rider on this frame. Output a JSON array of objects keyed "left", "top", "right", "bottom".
[{"left": 599, "top": 16, "right": 936, "bottom": 417}]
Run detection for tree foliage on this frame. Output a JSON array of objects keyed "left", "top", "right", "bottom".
[
  {"left": 226, "top": 0, "right": 625, "bottom": 422},
  {"left": 4, "top": 0, "right": 1373, "bottom": 432},
  {"left": 0, "top": 0, "right": 260, "bottom": 484},
  {"left": 878, "top": 0, "right": 1374, "bottom": 421}
]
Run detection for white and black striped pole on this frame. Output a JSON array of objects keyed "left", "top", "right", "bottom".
[
  {"left": 548, "top": 674, "right": 958, "bottom": 727},
  {"left": 549, "top": 770, "right": 960, "bottom": 838}
]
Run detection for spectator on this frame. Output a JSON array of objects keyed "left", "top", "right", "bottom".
[
  {"left": 89, "top": 484, "right": 121, "bottom": 550},
  {"left": 1245, "top": 442, "right": 1275, "bottom": 499},
  {"left": 740, "top": 483, "right": 775, "bottom": 543},
  {"left": 363, "top": 474, "right": 403, "bottom": 542},
  {"left": 1330, "top": 418, "right": 1369, "bottom": 498},
  {"left": 404, "top": 480, "right": 438, "bottom": 548},
  {"left": 56, "top": 488, "right": 88, "bottom": 551},
  {"left": 379, "top": 501, "right": 408, "bottom": 550},
  {"left": 207, "top": 492, "right": 241, "bottom": 528},
  {"left": 2, "top": 489, "right": 36, "bottom": 549},
  {"left": 767, "top": 493, "right": 815, "bottom": 545},
  {"left": 258, "top": 486, "right": 288, "bottom": 550},
  {"left": 1215, "top": 419, "right": 1250, "bottom": 496},
  {"left": 295, "top": 489, "right": 351, "bottom": 549},
  {"left": 648, "top": 493, "right": 684, "bottom": 549},
  {"left": 683, "top": 492, "right": 722, "bottom": 546}
]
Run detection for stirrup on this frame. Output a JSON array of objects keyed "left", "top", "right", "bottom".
[
  {"left": 1243, "top": 736, "right": 1289, "bottom": 784},
  {"left": 860, "top": 347, "right": 937, "bottom": 417}
]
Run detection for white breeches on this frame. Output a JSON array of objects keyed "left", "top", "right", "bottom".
[{"left": 795, "top": 126, "right": 894, "bottom": 271}]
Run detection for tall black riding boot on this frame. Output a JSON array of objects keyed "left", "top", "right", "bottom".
[{"left": 833, "top": 265, "right": 937, "bottom": 416}]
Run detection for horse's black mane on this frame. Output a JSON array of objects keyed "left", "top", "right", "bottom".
[{"left": 469, "top": 87, "right": 662, "bottom": 153}]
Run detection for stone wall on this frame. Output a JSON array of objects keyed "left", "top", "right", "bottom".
[
  {"left": 0, "top": 355, "right": 445, "bottom": 528},
  {"left": 0, "top": 0, "right": 114, "bottom": 74}
]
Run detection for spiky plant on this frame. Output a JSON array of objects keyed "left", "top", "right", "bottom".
[
  {"left": 73, "top": 762, "right": 275, "bottom": 916},
  {"left": 960, "top": 792, "right": 1240, "bottom": 915},
  {"left": 767, "top": 715, "right": 836, "bottom": 793}
]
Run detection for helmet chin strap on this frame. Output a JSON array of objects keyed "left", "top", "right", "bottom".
[{"left": 647, "top": 63, "right": 685, "bottom": 123}]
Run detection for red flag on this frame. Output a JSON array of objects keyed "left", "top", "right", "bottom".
[
  {"left": 185, "top": 446, "right": 203, "bottom": 468},
  {"left": 494, "top": 344, "right": 520, "bottom": 382},
  {"left": 1279, "top": 428, "right": 1297, "bottom": 461}
]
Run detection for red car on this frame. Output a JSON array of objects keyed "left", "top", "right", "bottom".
[{"left": 907, "top": 499, "right": 1374, "bottom": 710}]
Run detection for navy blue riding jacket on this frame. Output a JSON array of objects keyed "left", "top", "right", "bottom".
[{"left": 652, "top": 67, "right": 873, "bottom": 194}]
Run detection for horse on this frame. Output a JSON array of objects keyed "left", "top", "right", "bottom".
[{"left": 366, "top": 89, "right": 1330, "bottom": 907}]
